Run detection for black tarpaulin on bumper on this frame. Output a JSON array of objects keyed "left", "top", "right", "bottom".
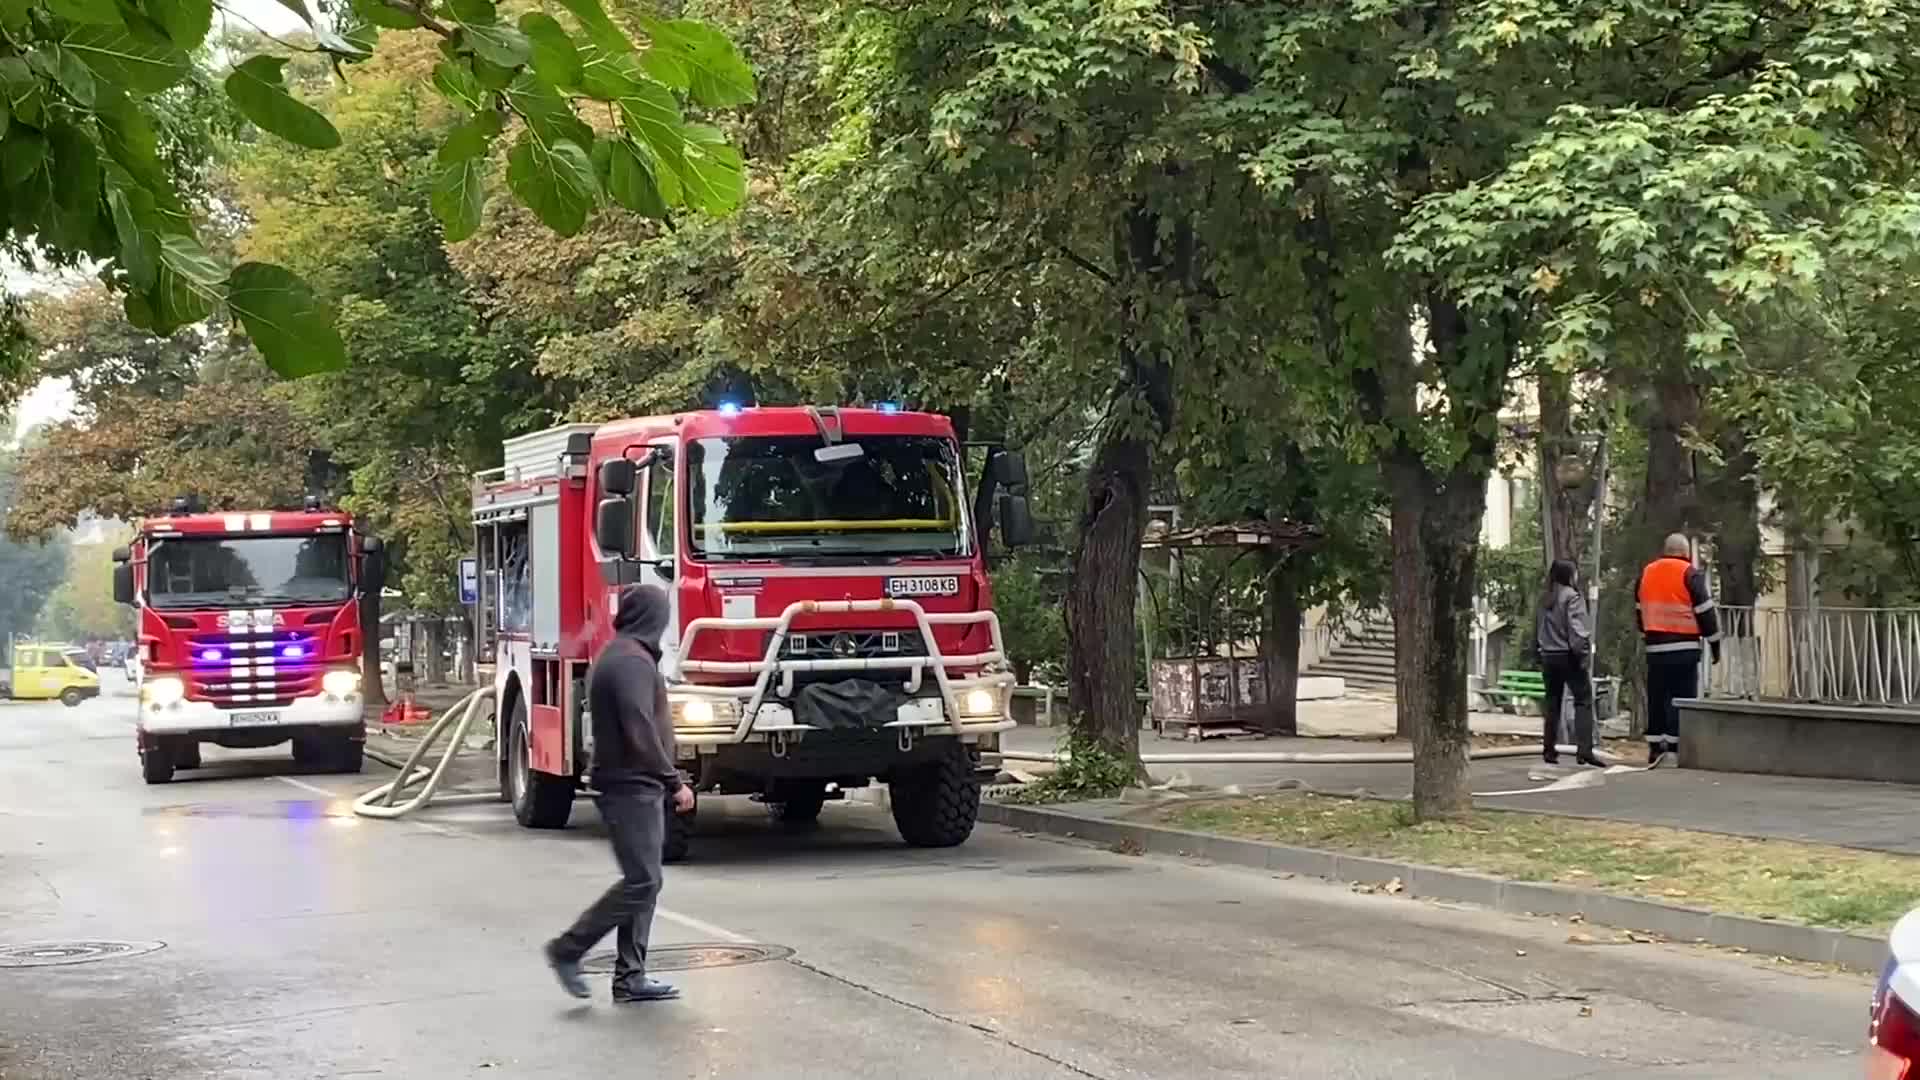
[{"left": 791, "top": 679, "right": 912, "bottom": 730}]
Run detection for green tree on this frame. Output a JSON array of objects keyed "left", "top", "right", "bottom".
[
  {"left": 0, "top": 0, "right": 754, "bottom": 379},
  {"left": 37, "top": 539, "right": 134, "bottom": 641},
  {"left": 0, "top": 437, "right": 69, "bottom": 641}
]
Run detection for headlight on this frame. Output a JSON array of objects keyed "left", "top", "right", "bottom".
[
  {"left": 962, "top": 688, "right": 999, "bottom": 716},
  {"left": 671, "top": 696, "right": 735, "bottom": 728},
  {"left": 322, "top": 670, "right": 361, "bottom": 697},
  {"left": 143, "top": 676, "right": 185, "bottom": 707}
]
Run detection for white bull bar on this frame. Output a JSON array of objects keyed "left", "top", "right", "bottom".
[{"left": 670, "top": 599, "right": 1015, "bottom": 746}]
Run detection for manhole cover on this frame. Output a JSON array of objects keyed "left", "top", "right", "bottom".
[
  {"left": 0, "top": 941, "right": 166, "bottom": 968},
  {"left": 580, "top": 942, "right": 792, "bottom": 974}
]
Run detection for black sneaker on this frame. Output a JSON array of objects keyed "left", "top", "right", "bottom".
[
  {"left": 612, "top": 978, "right": 681, "bottom": 1003},
  {"left": 1576, "top": 754, "right": 1606, "bottom": 768},
  {"left": 544, "top": 941, "right": 591, "bottom": 1000}
]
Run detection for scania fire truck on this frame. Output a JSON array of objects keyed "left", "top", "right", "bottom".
[
  {"left": 113, "top": 498, "right": 384, "bottom": 784},
  {"left": 472, "top": 405, "right": 1034, "bottom": 859}
]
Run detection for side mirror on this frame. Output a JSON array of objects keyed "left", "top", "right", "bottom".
[
  {"left": 651, "top": 558, "right": 677, "bottom": 581},
  {"left": 596, "top": 497, "right": 635, "bottom": 558},
  {"left": 112, "top": 564, "right": 135, "bottom": 606},
  {"left": 998, "top": 493, "right": 1035, "bottom": 548},
  {"left": 990, "top": 450, "right": 1029, "bottom": 490},
  {"left": 111, "top": 546, "right": 130, "bottom": 564},
  {"left": 360, "top": 537, "right": 386, "bottom": 597},
  {"left": 599, "top": 458, "right": 636, "bottom": 496}
]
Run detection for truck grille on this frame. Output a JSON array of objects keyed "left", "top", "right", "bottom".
[
  {"left": 777, "top": 628, "right": 928, "bottom": 662},
  {"left": 184, "top": 631, "right": 323, "bottom": 708}
]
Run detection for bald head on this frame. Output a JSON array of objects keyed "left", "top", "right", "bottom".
[{"left": 1663, "top": 533, "right": 1691, "bottom": 558}]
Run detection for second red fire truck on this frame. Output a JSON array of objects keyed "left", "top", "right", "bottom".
[
  {"left": 471, "top": 405, "right": 1033, "bottom": 859},
  {"left": 113, "top": 498, "right": 383, "bottom": 784}
]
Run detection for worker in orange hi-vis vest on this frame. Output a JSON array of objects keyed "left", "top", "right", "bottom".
[{"left": 1636, "top": 533, "right": 1722, "bottom": 767}]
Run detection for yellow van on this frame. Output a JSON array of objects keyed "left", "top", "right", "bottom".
[{"left": 1, "top": 643, "right": 102, "bottom": 707}]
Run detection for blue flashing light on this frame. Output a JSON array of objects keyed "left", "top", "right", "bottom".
[
  {"left": 717, "top": 401, "right": 743, "bottom": 416},
  {"left": 281, "top": 644, "right": 307, "bottom": 660},
  {"left": 198, "top": 648, "right": 223, "bottom": 663},
  {"left": 877, "top": 401, "right": 901, "bottom": 415}
]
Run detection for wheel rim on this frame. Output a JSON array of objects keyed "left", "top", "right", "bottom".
[{"left": 509, "top": 718, "right": 530, "bottom": 808}]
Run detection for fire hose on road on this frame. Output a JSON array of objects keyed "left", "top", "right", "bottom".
[{"left": 352, "top": 689, "right": 498, "bottom": 820}]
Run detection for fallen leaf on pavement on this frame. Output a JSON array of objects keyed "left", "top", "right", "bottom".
[
  {"left": 1384, "top": 877, "right": 1405, "bottom": 894},
  {"left": 1578, "top": 1006, "right": 1595, "bottom": 1018}
]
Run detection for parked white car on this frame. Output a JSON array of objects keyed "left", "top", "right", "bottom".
[{"left": 1869, "top": 907, "right": 1919, "bottom": 1078}]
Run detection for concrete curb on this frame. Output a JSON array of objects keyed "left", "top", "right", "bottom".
[{"left": 979, "top": 800, "right": 1890, "bottom": 973}]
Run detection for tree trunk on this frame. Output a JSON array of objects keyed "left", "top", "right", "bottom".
[
  {"left": 422, "top": 619, "right": 447, "bottom": 685},
  {"left": 1538, "top": 369, "right": 1596, "bottom": 566},
  {"left": 1706, "top": 424, "right": 1762, "bottom": 609},
  {"left": 359, "top": 591, "right": 386, "bottom": 715},
  {"left": 1388, "top": 452, "right": 1489, "bottom": 819},
  {"left": 1065, "top": 426, "right": 1151, "bottom": 771},
  {"left": 1645, "top": 372, "right": 1701, "bottom": 540},
  {"left": 1259, "top": 553, "right": 1304, "bottom": 735}
]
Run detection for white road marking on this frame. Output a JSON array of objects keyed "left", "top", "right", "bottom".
[
  {"left": 656, "top": 905, "right": 753, "bottom": 944},
  {"left": 273, "top": 775, "right": 335, "bottom": 797}
]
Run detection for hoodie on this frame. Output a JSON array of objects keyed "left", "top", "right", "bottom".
[
  {"left": 587, "top": 585, "right": 681, "bottom": 794},
  {"left": 1535, "top": 583, "right": 1591, "bottom": 659}
]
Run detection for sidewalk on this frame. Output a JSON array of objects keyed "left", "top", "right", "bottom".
[{"left": 1002, "top": 724, "right": 1920, "bottom": 857}]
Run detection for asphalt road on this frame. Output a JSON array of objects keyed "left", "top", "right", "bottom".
[{"left": 0, "top": 684, "right": 1874, "bottom": 1079}]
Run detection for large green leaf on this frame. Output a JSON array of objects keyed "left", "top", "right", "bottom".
[
  {"left": 105, "top": 171, "right": 158, "bottom": 290},
  {"left": 349, "top": 0, "right": 420, "bottom": 29},
  {"left": 224, "top": 55, "right": 341, "bottom": 150},
  {"left": 504, "top": 73, "right": 592, "bottom": 148},
  {"left": 640, "top": 17, "right": 753, "bottom": 108},
  {"left": 554, "top": 0, "right": 631, "bottom": 56},
  {"left": 460, "top": 22, "right": 529, "bottom": 68},
  {"left": 226, "top": 262, "right": 347, "bottom": 377},
  {"left": 147, "top": 232, "right": 221, "bottom": 330},
  {"left": 431, "top": 59, "right": 486, "bottom": 111},
  {"left": 613, "top": 72, "right": 681, "bottom": 151},
  {"left": 674, "top": 123, "right": 744, "bottom": 214},
  {"left": 45, "top": 121, "right": 102, "bottom": 247},
  {"left": 145, "top": 0, "right": 212, "bottom": 47},
  {"left": 64, "top": 23, "right": 189, "bottom": 94},
  {"left": 604, "top": 137, "right": 666, "bottom": 218},
  {"left": 505, "top": 133, "right": 597, "bottom": 236},
  {"left": 444, "top": 0, "right": 494, "bottom": 25},
  {"left": 519, "top": 13, "right": 581, "bottom": 88},
  {"left": 431, "top": 158, "right": 485, "bottom": 241},
  {"left": 0, "top": 56, "right": 41, "bottom": 126},
  {"left": 2, "top": 127, "right": 46, "bottom": 186},
  {"left": 437, "top": 108, "right": 502, "bottom": 163},
  {"left": 33, "top": 45, "right": 97, "bottom": 107},
  {"left": 46, "top": 0, "right": 121, "bottom": 25}
]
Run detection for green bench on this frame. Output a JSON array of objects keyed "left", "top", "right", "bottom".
[{"left": 1478, "top": 670, "right": 1547, "bottom": 714}]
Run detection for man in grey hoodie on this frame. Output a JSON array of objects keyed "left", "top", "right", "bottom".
[{"left": 544, "top": 584, "right": 693, "bottom": 1004}]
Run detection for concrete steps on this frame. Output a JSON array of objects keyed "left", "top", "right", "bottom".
[{"left": 1307, "top": 626, "right": 1397, "bottom": 691}]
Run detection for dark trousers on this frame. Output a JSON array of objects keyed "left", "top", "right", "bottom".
[
  {"left": 551, "top": 786, "right": 664, "bottom": 990},
  {"left": 1646, "top": 653, "right": 1699, "bottom": 756},
  {"left": 1540, "top": 652, "right": 1595, "bottom": 761}
]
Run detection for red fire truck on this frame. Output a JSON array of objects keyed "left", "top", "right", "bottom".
[
  {"left": 112, "top": 498, "right": 385, "bottom": 784},
  {"left": 471, "top": 405, "right": 1033, "bottom": 859}
]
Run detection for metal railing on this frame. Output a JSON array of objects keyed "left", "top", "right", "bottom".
[{"left": 1705, "top": 605, "right": 1920, "bottom": 708}]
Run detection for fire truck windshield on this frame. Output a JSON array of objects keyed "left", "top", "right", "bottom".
[
  {"left": 687, "top": 434, "right": 968, "bottom": 559},
  {"left": 146, "top": 535, "right": 352, "bottom": 609}
]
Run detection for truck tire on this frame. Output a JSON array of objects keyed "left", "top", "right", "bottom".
[
  {"left": 291, "top": 736, "right": 321, "bottom": 768},
  {"left": 508, "top": 699, "right": 574, "bottom": 829},
  {"left": 176, "top": 741, "right": 201, "bottom": 770},
  {"left": 767, "top": 783, "right": 826, "bottom": 826},
  {"left": 141, "top": 745, "right": 174, "bottom": 785},
  {"left": 889, "top": 744, "right": 980, "bottom": 848},
  {"left": 60, "top": 688, "right": 85, "bottom": 708}
]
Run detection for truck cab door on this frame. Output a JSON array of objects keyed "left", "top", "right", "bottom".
[{"left": 638, "top": 442, "right": 681, "bottom": 674}]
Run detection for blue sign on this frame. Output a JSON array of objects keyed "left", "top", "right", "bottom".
[{"left": 458, "top": 558, "right": 479, "bottom": 605}]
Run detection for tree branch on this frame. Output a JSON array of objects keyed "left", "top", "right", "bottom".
[{"left": 1055, "top": 244, "right": 1118, "bottom": 286}]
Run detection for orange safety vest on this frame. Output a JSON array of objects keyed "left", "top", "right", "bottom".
[{"left": 1638, "top": 557, "right": 1700, "bottom": 636}]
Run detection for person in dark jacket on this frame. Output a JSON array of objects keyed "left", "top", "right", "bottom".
[
  {"left": 1637, "top": 534, "right": 1721, "bottom": 767},
  {"left": 544, "top": 584, "right": 694, "bottom": 1004},
  {"left": 1536, "top": 558, "right": 1603, "bottom": 768}
]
